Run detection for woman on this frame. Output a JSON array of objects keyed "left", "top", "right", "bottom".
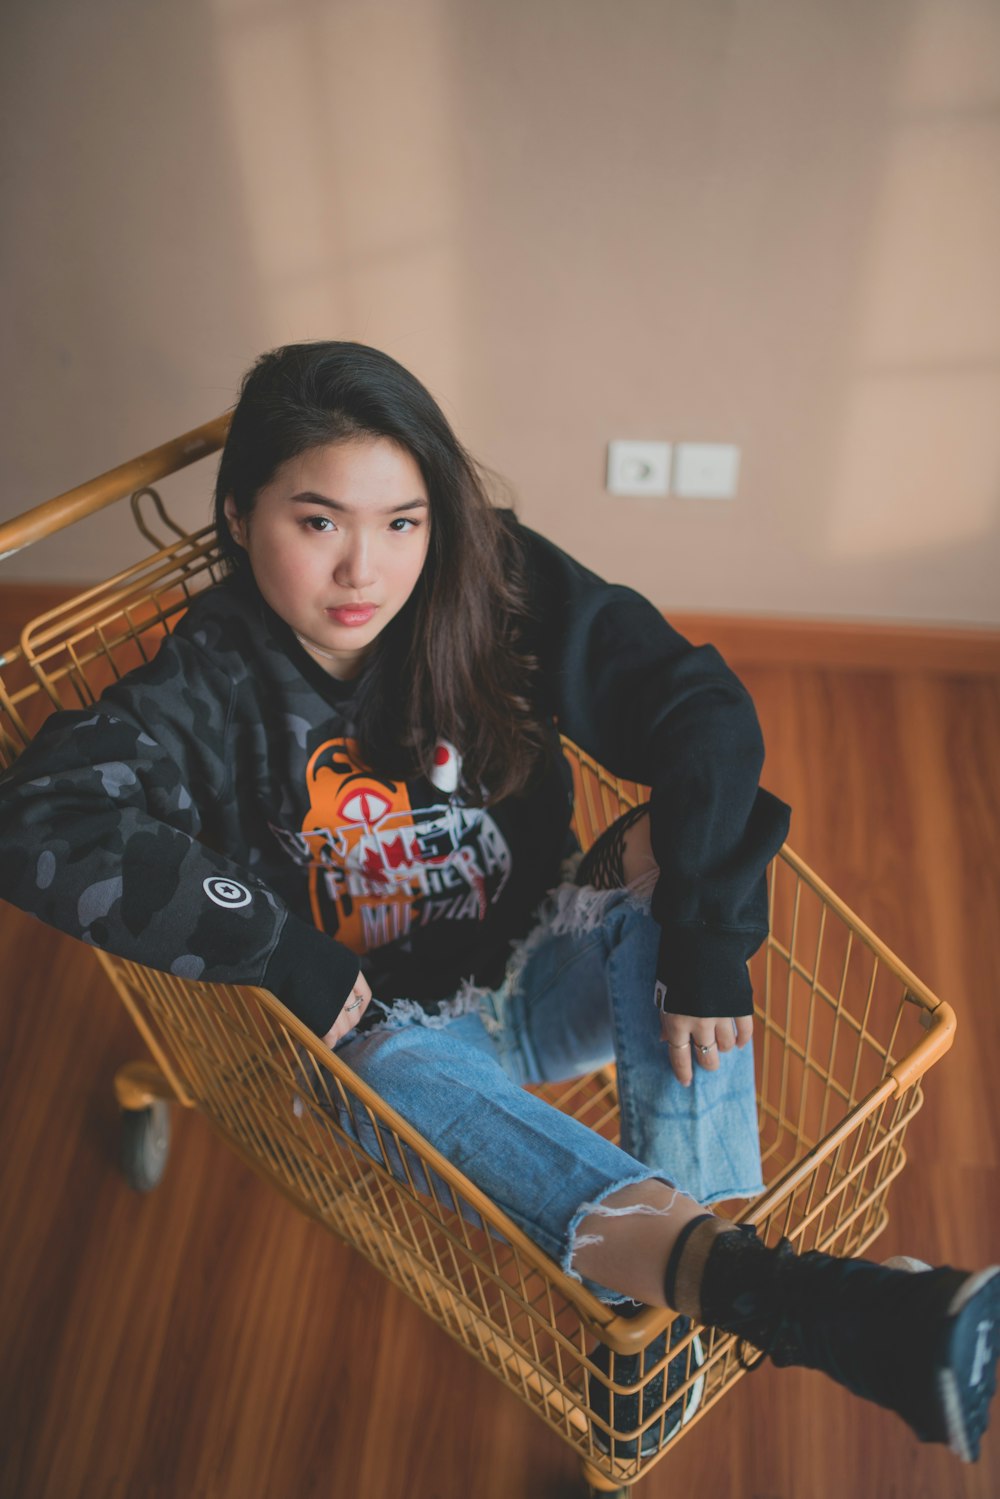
[{"left": 0, "top": 342, "right": 995, "bottom": 1462}]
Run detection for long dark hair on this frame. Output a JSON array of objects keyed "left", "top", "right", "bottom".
[{"left": 213, "top": 341, "right": 545, "bottom": 801}]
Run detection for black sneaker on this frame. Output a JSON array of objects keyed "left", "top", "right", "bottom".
[
  {"left": 700, "top": 1230, "right": 1000, "bottom": 1461},
  {"left": 588, "top": 1315, "right": 705, "bottom": 1459}
]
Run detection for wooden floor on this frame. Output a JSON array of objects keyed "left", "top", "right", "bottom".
[{"left": 1, "top": 660, "right": 999, "bottom": 1499}]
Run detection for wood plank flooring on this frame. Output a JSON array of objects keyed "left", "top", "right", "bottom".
[{"left": 1, "top": 661, "right": 998, "bottom": 1499}]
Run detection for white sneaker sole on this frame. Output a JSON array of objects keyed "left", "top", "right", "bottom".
[
  {"left": 937, "top": 1266, "right": 1000, "bottom": 1463},
  {"left": 592, "top": 1330, "right": 707, "bottom": 1457}
]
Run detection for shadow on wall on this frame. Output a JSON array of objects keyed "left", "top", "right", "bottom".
[
  {"left": 823, "top": 3, "right": 1000, "bottom": 570},
  {"left": 0, "top": 0, "right": 262, "bottom": 526},
  {"left": 206, "top": 0, "right": 466, "bottom": 400}
]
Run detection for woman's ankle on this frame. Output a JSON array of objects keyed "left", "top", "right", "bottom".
[
  {"left": 570, "top": 1180, "right": 706, "bottom": 1306},
  {"left": 664, "top": 1214, "right": 743, "bottom": 1317}
]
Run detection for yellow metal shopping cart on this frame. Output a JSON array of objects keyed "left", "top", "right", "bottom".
[{"left": 0, "top": 422, "right": 957, "bottom": 1497}]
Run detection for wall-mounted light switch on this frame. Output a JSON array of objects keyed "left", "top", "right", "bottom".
[
  {"left": 672, "top": 443, "right": 740, "bottom": 499},
  {"left": 606, "top": 440, "right": 671, "bottom": 496}
]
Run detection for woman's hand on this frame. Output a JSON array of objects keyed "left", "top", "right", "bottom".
[
  {"left": 321, "top": 970, "right": 373, "bottom": 1049},
  {"left": 659, "top": 1010, "right": 753, "bottom": 1087}
]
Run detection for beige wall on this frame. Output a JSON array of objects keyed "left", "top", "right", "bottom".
[{"left": 2, "top": 0, "right": 998, "bottom": 624}]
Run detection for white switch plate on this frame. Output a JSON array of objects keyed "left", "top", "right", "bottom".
[
  {"left": 672, "top": 443, "right": 740, "bottom": 499},
  {"left": 606, "top": 440, "right": 671, "bottom": 496}
]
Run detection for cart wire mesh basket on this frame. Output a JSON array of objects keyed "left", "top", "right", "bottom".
[{"left": 0, "top": 424, "right": 956, "bottom": 1495}]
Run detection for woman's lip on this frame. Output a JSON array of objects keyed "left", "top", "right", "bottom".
[{"left": 326, "top": 604, "right": 377, "bottom": 627}]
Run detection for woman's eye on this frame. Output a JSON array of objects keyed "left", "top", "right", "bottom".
[
  {"left": 303, "top": 516, "right": 335, "bottom": 533},
  {"left": 389, "top": 517, "right": 418, "bottom": 533}
]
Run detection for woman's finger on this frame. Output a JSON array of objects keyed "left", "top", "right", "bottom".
[
  {"left": 323, "top": 972, "right": 372, "bottom": 1048},
  {"left": 734, "top": 1015, "right": 754, "bottom": 1048},
  {"left": 691, "top": 1024, "right": 721, "bottom": 1073},
  {"left": 661, "top": 1013, "right": 695, "bottom": 1087},
  {"left": 715, "top": 1019, "right": 737, "bottom": 1054}
]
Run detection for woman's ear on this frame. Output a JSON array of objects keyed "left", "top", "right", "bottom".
[{"left": 223, "top": 496, "right": 246, "bottom": 548}]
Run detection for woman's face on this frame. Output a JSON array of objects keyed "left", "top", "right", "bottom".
[{"left": 225, "top": 437, "right": 431, "bottom": 679}]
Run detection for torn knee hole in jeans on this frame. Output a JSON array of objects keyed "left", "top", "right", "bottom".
[
  {"left": 502, "top": 871, "right": 657, "bottom": 1000},
  {"left": 456, "top": 865, "right": 659, "bottom": 1045}
]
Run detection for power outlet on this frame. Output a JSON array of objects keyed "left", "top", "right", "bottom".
[
  {"left": 672, "top": 443, "right": 740, "bottom": 499},
  {"left": 606, "top": 440, "right": 671, "bottom": 497}
]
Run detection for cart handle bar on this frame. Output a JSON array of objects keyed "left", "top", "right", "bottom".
[
  {"left": 0, "top": 413, "right": 232, "bottom": 563},
  {"left": 890, "top": 997, "right": 956, "bottom": 1093}
]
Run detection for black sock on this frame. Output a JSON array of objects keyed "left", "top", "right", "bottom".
[{"left": 697, "top": 1226, "right": 789, "bottom": 1333}]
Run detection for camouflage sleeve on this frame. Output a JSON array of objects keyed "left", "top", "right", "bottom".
[{"left": 0, "top": 695, "right": 359, "bottom": 1038}]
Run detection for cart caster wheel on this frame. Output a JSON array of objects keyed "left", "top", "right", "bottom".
[{"left": 120, "top": 1099, "right": 171, "bottom": 1191}]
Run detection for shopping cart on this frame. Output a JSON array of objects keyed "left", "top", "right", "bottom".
[{"left": 0, "top": 422, "right": 957, "bottom": 1496}]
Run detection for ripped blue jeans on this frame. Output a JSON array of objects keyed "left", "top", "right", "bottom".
[{"left": 333, "top": 883, "right": 764, "bottom": 1304}]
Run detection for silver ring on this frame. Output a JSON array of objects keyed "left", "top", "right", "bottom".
[
  {"left": 345, "top": 995, "right": 365, "bottom": 1013},
  {"left": 698, "top": 1042, "right": 717, "bottom": 1055}
]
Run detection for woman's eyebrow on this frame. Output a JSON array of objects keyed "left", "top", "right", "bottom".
[{"left": 287, "top": 492, "right": 429, "bottom": 515}]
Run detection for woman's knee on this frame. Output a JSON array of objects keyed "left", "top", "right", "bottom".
[
  {"left": 576, "top": 805, "right": 657, "bottom": 894},
  {"left": 619, "top": 807, "right": 657, "bottom": 888}
]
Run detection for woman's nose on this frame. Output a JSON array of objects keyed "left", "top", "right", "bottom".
[{"left": 333, "top": 536, "right": 376, "bottom": 590}]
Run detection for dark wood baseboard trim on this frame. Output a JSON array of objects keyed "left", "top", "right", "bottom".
[{"left": 1, "top": 582, "right": 997, "bottom": 676}]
